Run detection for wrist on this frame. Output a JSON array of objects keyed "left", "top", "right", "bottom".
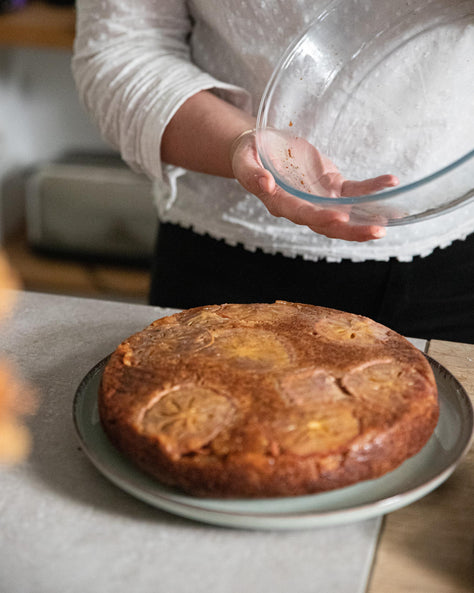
[
  {"left": 229, "top": 128, "right": 256, "bottom": 158},
  {"left": 229, "top": 128, "right": 258, "bottom": 176}
]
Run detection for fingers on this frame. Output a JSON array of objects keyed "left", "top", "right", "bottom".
[
  {"left": 308, "top": 219, "right": 386, "bottom": 241},
  {"left": 231, "top": 133, "right": 347, "bottom": 225},
  {"left": 261, "top": 187, "right": 348, "bottom": 226},
  {"left": 230, "top": 130, "right": 387, "bottom": 242},
  {"left": 264, "top": 189, "right": 387, "bottom": 240},
  {"left": 341, "top": 174, "right": 399, "bottom": 197}
]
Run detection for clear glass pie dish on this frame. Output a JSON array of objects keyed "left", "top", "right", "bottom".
[{"left": 256, "top": 0, "right": 474, "bottom": 226}]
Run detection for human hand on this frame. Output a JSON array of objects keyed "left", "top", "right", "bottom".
[{"left": 230, "top": 130, "right": 399, "bottom": 242}]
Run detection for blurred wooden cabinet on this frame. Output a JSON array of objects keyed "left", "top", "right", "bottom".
[
  {"left": 0, "top": 3, "right": 153, "bottom": 303},
  {"left": 0, "top": 1, "right": 75, "bottom": 49}
]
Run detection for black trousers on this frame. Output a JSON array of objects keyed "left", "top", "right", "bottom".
[{"left": 149, "top": 222, "right": 474, "bottom": 343}]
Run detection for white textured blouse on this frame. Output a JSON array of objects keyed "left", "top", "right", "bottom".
[{"left": 72, "top": 0, "right": 474, "bottom": 262}]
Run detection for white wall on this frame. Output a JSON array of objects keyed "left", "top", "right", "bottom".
[{"left": 0, "top": 46, "right": 110, "bottom": 241}]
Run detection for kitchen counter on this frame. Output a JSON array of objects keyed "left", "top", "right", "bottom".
[{"left": 0, "top": 291, "right": 472, "bottom": 593}]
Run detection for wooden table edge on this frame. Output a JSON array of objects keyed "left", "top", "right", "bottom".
[{"left": 367, "top": 339, "right": 474, "bottom": 593}]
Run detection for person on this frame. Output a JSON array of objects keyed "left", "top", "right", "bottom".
[{"left": 72, "top": 0, "right": 474, "bottom": 343}]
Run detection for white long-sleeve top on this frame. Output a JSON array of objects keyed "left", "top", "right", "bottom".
[{"left": 72, "top": 0, "right": 474, "bottom": 262}]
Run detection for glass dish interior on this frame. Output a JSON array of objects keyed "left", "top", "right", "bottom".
[{"left": 256, "top": 0, "right": 474, "bottom": 225}]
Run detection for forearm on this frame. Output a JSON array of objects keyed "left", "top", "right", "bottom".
[
  {"left": 161, "top": 90, "right": 256, "bottom": 178},
  {"left": 73, "top": 1, "right": 251, "bottom": 180}
]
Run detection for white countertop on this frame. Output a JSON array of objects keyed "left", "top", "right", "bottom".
[{"left": 0, "top": 291, "right": 391, "bottom": 593}]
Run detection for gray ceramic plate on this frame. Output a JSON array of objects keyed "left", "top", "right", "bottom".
[{"left": 73, "top": 355, "right": 473, "bottom": 530}]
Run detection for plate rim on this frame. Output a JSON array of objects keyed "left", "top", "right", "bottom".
[{"left": 73, "top": 353, "right": 474, "bottom": 529}]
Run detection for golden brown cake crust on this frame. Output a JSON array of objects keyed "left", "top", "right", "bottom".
[{"left": 99, "top": 302, "right": 439, "bottom": 498}]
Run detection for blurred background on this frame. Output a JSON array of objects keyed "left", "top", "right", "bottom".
[{"left": 0, "top": 0, "right": 155, "bottom": 304}]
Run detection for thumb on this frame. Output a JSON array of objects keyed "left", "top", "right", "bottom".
[
  {"left": 249, "top": 169, "right": 277, "bottom": 200},
  {"left": 230, "top": 130, "right": 277, "bottom": 197},
  {"left": 255, "top": 171, "right": 276, "bottom": 196}
]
